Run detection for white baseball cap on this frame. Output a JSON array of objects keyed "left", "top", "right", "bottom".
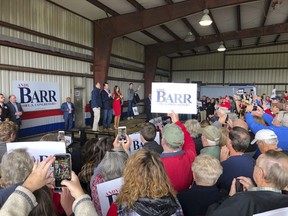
[{"left": 251, "top": 129, "right": 278, "bottom": 144}]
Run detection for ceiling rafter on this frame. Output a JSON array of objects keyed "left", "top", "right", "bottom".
[
  {"left": 87, "top": 0, "right": 119, "bottom": 16},
  {"left": 274, "top": 15, "right": 288, "bottom": 43},
  {"left": 126, "top": 0, "right": 145, "bottom": 11},
  {"left": 159, "top": 25, "right": 181, "bottom": 40},
  {"left": 256, "top": 0, "right": 272, "bottom": 45},
  {"left": 141, "top": 30, "right": 163, "bottom": 43},
  {"left": 148, "top": 22, "right": 288, "bottom": 56},
  {"left": 237, "top": 5, "right": 242, "bottom": 47},
  {"left": 94, "top": 0, "right": 259, "bottom": 38},
  {"left": 126, "top": 0, "right": 182, "bottom": 54},
  {"left": 209, "top": 12, "right": 220, "bottom": 35},
  {"left": 164, "top": 0, "right": 173, "bottom": 4}
]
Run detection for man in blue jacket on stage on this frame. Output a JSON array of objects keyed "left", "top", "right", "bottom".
[{"left": 61, "top": 97, "right": 74, "bottom": 130}]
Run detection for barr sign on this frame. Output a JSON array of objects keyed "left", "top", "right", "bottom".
[
  {"left": 151, "top": 82, "right": 197, "bottom": 114},
  {"left": 13, "top": 81, "right": 60, "bottom": 111}
]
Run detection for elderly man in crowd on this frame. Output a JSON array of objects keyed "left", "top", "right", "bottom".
[
  {"left": 251, "top": 129, "right": 288, "bottom": 155},
  {"left": 178, "top": 154, "right": 227, "bottom": 216},
  {"left": 207, "top": 150, "right": 288, "bottom": 216}
]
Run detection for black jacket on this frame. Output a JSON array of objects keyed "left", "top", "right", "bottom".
[
  {"left": 207, "top": 190, "right": 288, "bottom": 216},
  {"left": 118, "top": 195, "right": 180, "bottom": 216},
  {"left": 0, "top": 103, "right": 11, "bottom": 122},
  {"left": 177, "top": 184, "right": 227, "bottom": 216},
  {"left": 101, "top": 90, "right": 113, "bottom": 110}
]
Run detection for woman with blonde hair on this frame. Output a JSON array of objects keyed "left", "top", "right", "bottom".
[{"left": 107, "top": 149, "right": 182, "bottom": 216}]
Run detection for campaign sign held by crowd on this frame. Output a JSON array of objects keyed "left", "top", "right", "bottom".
[
  {"left": 6, "top": 141, "right": 66, "bottom": 161},
  {"left": 151, "top": 82, "right": 197, "bottom": 114},
  {"left": 97, "top": 177, "right": 123, "bottom": 216},
  {"left": 129, "top": 132, "right": 160, "bottom": 153}
]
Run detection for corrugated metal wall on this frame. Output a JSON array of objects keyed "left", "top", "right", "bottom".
[
  {"left": 112, "top": 37, "right": 144, "bottom": 62},
  {"left": 0, "top": 0, "right": 93, "bottom": 47},
  {"left": 0, "top": 0, "right": 93, "bottom": 103},
  {"left": 172, "top": 44, "right": 288, "bottom": 96}
]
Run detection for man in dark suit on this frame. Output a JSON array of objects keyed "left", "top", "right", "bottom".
[
  {"left": 0, "top": 93, "right": 11, "bottom": 122},
  {"left": 6, "top": 95, "right": 24, "bottom": 127},
  {"left": 145, "top": 93, "right": 152, "bottom": 121},
  {"left": 61, "top": 97, "right": 75, "bottom": 130},
  {"left": 101, "top": 82, "right": 113, "bottom": 131}
]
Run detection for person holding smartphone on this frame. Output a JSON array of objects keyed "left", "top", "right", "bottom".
[{"left": 0, "top": 156, "right": 97, "bottom": 216}]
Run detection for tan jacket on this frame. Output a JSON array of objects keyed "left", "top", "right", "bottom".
[{"left": 0, "top": 186, "right": 97, "bottom": 216}]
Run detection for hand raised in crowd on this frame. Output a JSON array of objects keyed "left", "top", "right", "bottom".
[
  {"left": 218, "top": 114, "right": 228, "bottom": 125},
  {"left": 168, "top": 111, "right": 179, "bottom": 123},
  {"left": 220, "top": 145, "right": 230, "bottom": 162},
  {"left": 23, "top": 156, "right": 55, "bottom": 192},
  {"left": 229, "top": 176, "right": 255, "bottom": 197},
  {"left": 229, "top": 178, "right": 237, "bottom": 196},
  {"left": 61, "top": 171, "right": 85, "bottom": 200},
  {"left": 246, "top": 105, "right": 253, "bottom": 113},
  {"left": 237, "top": 176, "right": 255, "bottom": 191},
  {"left": 113, "top": 135, "right": 132, "bottom": 153}
]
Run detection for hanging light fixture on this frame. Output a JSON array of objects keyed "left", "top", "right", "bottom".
[
  {"left": 217, "top": 41, "right": 226, "bottom": 52},
  {"left": 184, "top": 32, "right": 195, "bottom": 42},
  {"left": 199, "top": 9, "right": 213, "bottom": 26}
]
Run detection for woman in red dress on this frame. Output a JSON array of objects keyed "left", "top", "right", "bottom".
[{"left": 112, "top": 85, "right": 123, "bottom": 129}]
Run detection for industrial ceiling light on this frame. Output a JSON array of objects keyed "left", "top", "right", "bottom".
[
  {"left": 184, "top": 32, "right": 195, "bottom": 42},
  {"left": 199, "top": 9, "right": 213, "bottom": 26},
  {"left": 217, "top": 41, "right": 226, "bottom": 52}
]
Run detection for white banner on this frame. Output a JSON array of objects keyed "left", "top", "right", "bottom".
[
  {"left": 12, "top": 81, "right": 60, "bottom": 111},
  {"left": 129, "top": 131, "right": 160, "bottom": 153},
  {"left": 151, "top": 82, "right": 197, "bottom": 114},
  {"left": 6, "top": 141, "right": 66, "bottom": 161},
  {"left": 97, "top": 177, "right": 123, "bottom": 216}
]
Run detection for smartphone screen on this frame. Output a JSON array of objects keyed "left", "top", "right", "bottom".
[
  {"left": 235, "top": 179, "right": 243, "bottom": 192},
  {"left": 118, "top": 126, "right": 127, "bottom": 142},
  {"left": 58, "top": 131, "right": 65, "bottom": 141},
  {"left": 54, "top": 154, "right": 72, "bottom": 187}
]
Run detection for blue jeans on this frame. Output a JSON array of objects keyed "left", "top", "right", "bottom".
[
  {"left": 103, "top": 109, "right": 113, "bottom": 129},
  {"left": 127, "top": 100, "right": 134, "bottom": 118}
]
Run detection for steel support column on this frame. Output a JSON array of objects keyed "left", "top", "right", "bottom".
[{"left": 144, "top": 47, "right": 159, "bottom": 98}]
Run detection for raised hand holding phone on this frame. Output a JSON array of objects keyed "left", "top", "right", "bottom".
[{"left": 54, "top": 154, "right": 72, "bottom": 189}]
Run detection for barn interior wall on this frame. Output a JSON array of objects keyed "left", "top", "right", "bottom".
[{"left": 172, "top": 44, "right": 288, "bottom": 96}]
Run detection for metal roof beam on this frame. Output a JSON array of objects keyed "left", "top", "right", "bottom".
[
  {"left": 94, "top": 0, "right": 259, "bottom": 38},
  {"left": 148, "top": 22, "right": 288, "bottom": 56}
]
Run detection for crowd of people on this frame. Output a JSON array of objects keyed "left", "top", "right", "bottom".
[{"left": 0, "top": 89, "right": 288, "bottom": 216}]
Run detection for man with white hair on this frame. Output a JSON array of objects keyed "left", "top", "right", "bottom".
[
  {"left": 207, "top": 150, "right": 288, "bottom": 216},
  {"left": 178, "top": 154, "right": 227, "bottom": 216}
]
